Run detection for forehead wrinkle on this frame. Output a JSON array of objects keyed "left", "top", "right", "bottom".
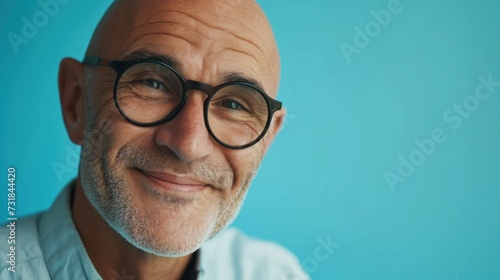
[
  {"left": 125, "top": 31, "right": 193, "bottom": 54},
  {"left": 127, "top": 17, "right": 260, "bottom": 58},
  {"left": 206, "top": 9, "right": 277, "bottom": 69},
  {"left": 164, "top": 10, "right": 268, "bottom": 63},
  {"left": 133, "top": 20, "right": 182, "bottom": 31},
  {"left": 222, "top": 47, "right": 262, "bottom": 73},
  {"left": 222, "top": 29, "right": 267, "bottom": 64},
  {"left": 130, "top": 11, "right": 210, "bottom": 47},
  {"left": 217, "top": 13, "right": 272, "bottom": 58}
]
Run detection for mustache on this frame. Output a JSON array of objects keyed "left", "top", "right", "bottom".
[{"left": 116, "top": 143, "right": 233, "bottom": 189}]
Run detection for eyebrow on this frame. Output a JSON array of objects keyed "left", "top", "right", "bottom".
[
  {"left": 122, "top": 49, "right": 180, "bottom": 70},
  {"left": 220, "top": 72, "right": 265, "bottom": 92},
  {"left": 122, "top": 49, "right": 265, "bottom": 92}
]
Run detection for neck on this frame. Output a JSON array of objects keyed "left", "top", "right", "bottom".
[{"left": 71, "top": 179, "right": 193, "bottom": 280}]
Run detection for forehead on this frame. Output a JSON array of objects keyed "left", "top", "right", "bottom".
[{"left": 106, "top": 0, "right": 277, "bottom": 92}]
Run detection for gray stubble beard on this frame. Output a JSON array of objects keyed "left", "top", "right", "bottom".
[{"left": 78, "top": 98, "right": 263, "bottom": 257}]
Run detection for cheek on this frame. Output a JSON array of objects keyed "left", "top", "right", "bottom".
[
  {"left": 86, "top": 76, "right": 165, "bottom": 159},
  {"left": 225, "top": 145, "right": 265, "bottom": 191},
  {"left": 84, "top": 97, "right": 151, "bottom": 171}
]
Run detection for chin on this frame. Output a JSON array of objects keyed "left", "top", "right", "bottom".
[{"left": 116, "top": 202, "right": 220, "bottom": 257}]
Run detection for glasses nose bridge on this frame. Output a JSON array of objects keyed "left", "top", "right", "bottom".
[{"left": 184, "top": 80, "right": 217, "bottom": 99}]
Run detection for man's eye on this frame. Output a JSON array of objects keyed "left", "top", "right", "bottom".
[
  {"left": 141, "top": 78, "right": 165, "bottom": 90},
  {"left": 221, "top": 100, "right": 246, "bottom": 111}
]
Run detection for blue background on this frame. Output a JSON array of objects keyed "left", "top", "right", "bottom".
[{"left": 2, "top": 1, "right": 500, "bottom": 279}]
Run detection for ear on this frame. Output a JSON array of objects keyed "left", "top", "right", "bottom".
[
  {"left": 262, "top": 106, "right": 286, "bottom": 149},
  {"left": 58, "top": 58, "right": 86, "bottom": 145}
]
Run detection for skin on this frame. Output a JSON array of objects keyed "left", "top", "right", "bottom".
[{"left": 58, "top": 0, "right": 284, "bottom": 279}]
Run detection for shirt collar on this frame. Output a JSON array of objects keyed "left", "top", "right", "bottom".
[{"left": 39, "top": 181, "right": 102, "bottom": 280}]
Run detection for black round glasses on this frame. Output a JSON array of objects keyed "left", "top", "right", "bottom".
[{"left": 83, "top": 56, "right": 282, "bottom": 149}]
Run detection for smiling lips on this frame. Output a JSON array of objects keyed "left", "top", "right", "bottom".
[{"left": 139, "top": 169, "right": 208, "bottom": 193}]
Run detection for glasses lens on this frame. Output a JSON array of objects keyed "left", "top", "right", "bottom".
[
  {"left": 207, "top": 84, "right": 269, "bottom": 147},
  {"left": 115, "top": 62, "right": 183, "bottom": 124}
]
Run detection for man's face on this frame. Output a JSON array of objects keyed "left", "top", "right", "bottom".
[{"left": 78, "top": 0, "right": 282, "bottom": 257}]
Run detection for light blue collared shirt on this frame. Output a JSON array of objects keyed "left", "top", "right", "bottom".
[{"left": 0, "top": 183, "right": 310, "bottom": 280}]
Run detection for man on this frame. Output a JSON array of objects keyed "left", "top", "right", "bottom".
[{"left": 1, "top": 0, "right": 309, "bottom": 279}]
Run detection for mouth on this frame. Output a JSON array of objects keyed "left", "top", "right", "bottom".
[{"left": 136, "top": 169, "right": 209, "bottom": 193}]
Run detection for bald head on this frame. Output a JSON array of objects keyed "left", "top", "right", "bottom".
[{"left": 86, "top": 0, "right": 281, "bottom": 95}]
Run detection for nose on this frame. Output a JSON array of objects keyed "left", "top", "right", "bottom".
[{"left": 153, "top": 91, "right": 214, "bottom": 162}]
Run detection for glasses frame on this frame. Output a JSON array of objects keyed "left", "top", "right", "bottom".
[{"left": 82, "top": 56, "right": 282, "bottom": 149}]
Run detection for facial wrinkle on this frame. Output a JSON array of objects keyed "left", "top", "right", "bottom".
[{"left": 166, "top": 10, "right": 267, "bottom": 60}]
